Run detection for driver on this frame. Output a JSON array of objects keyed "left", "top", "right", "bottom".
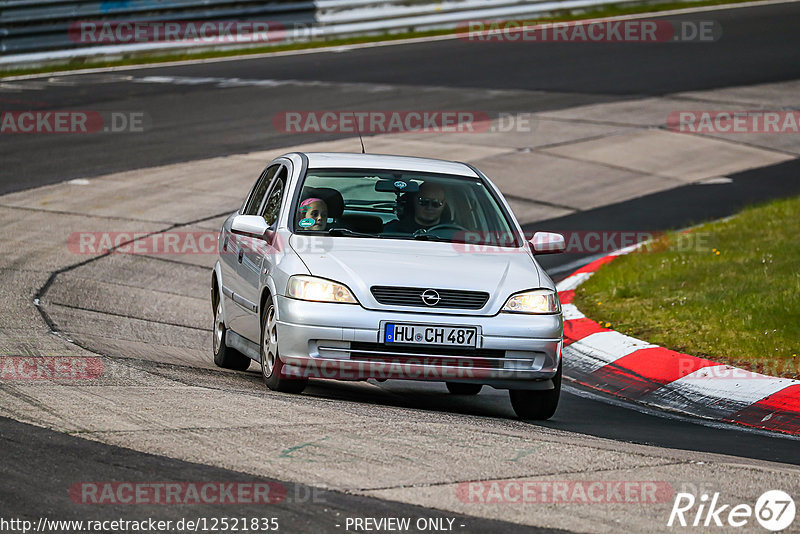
[{"left": 384, "top": 182, "right": 447, "bottom": 233}]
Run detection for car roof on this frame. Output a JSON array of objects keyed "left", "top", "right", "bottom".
[{"left": 293, "top": 152, "right": 480, "bottom": 178}]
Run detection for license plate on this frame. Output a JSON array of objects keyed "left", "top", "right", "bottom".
[{"left": 384, "top": 323, "right": 477, "bottom": 347}]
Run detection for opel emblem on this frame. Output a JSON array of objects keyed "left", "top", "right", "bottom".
[{"left": 421, "top": 289, "right": 440, "bottom": 306}]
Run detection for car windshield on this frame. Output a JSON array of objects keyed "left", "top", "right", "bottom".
[{"left": 292, "top": 168, "right": 519, "bottom": 246}]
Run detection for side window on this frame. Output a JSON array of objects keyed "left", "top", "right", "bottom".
[
  {"left": 242, "top": 165, "right": 279, "bottom": 215},
  {"left": 260, "top": 166, "right": 289, "bottom": 227}
]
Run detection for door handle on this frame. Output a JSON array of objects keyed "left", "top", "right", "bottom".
[{"left": 238, "top": 249, "right": 244, "bottom": 263}]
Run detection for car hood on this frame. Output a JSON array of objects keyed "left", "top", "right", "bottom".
[{"left": 289, "top": 236, "right": 546, "bottom": 314}]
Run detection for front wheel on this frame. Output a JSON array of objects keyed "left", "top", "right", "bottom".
[
  {"left": 509, "top": 361, "right": 561, "bottom": 420},
  {"left": 212, "top": 299, "right": 251, "bottom": 371},
  {"left": 261, "top": 301, "right": 307, "bottom": 393}
]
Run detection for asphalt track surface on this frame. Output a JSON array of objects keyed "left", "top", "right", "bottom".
[
  {"left": 2, "top": 2, "right": 800, "bottom": 193},
  {"left": 3, "top": 1, "right": 800, "bottom": 528},
  {"left": 0, "top": 416, "right": 554, "bottom": 534}
]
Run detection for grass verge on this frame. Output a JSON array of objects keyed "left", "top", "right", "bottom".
[
  {"left": 574, "top": 195, "right": 800, "bottom": 379},
  {"left": 1, "top": 0, "right": 762, "bottom": 78}
]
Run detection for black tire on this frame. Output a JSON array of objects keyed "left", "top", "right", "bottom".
[
  {"left": 445, "top": 382, "right": 483, "bottom": 395},
  {"left": 509, "top": 361, "right": 562, "bottom": 420},
  {"left": 212, "top": 296, "right": 251, "bottom": 371},
  {"left": 261, "top": 300, "right": 307, "bottom": 393}
]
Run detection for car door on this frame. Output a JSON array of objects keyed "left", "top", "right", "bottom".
[
  {"left": 221, "top": 163, "right": 280, "bottom": 340},
  {"left": 236, "top": 162, "right": 291, "bottom": 343}
]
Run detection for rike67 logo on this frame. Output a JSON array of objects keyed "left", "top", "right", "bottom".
[{"left": 668, "top": 490, "right": 795, "bottom": 531}]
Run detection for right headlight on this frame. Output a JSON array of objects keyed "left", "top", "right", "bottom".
[
  {"left": 286, "top": 275, "right": 358, "bottom": 304},
  {"left": 501, "top": 289, "right": 561, "bottom": 314}
]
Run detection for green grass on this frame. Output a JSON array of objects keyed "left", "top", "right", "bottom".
[
  {"left": 1, "top": 0, "right": 759, "bottom": 78},
  {"left": 574, "top": 195, "right": 800, "bottom": 379}
]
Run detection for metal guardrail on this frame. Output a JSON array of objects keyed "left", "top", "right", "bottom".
[
  {"left": 1, "top": 0, "right": 316, "bottom": 54},
  {"left": 0, "top": 0, "right": 639, "bottom": 64}
]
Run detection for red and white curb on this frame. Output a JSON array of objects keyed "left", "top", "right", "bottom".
[{"left": 557, "top": 246, "right": 800, "bottom": 436}]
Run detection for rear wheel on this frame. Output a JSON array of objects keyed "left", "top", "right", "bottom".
[
  {"left": 445, "top": 382, "right": 483, "bottom": 395},
  {"left": 509, "top": 361, "right": 561, "bottom": 420},
  {"left": 212, "top": 298, "right": 251, "bottom": 371},
  {"left": 261, "top": 301, "right": 307, "bottom": 393}
]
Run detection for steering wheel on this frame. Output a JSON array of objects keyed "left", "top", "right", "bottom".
[{"left": 413, "top": 223, "right": 469, "bottom": 237}]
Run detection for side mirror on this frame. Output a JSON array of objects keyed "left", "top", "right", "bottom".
[
  {"left": 231, "top": 215, "right": 270, "bottom": 239},
  {"left": 530, "top": 232, "right": 566, "bottom": 254}
]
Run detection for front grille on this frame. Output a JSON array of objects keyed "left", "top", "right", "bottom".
[
  {"left": 371, "top": 286, "right": 489, "bottom": 309},
  {"left": 348, "top": 342, "right": 505, "bottom": 368}
]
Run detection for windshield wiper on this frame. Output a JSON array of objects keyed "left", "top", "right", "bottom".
[
  {"left": 412, "top": 233, "right": 449, "bottom": 242},
  {"left": 326, "top": 228, "right": 378, "bottom": 238}
]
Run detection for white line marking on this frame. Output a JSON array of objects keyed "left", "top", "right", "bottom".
[
  {"left": 640, "top": 366, "right": 800, "bottom": 419},
  {"left": 665, "top": 365, "right": 799, "bottom": 404},
  {"left": 561, "top": 303, "right": 585, "bottom": 321},
  {"left": 566, "top": 330, "right": 656, "bottom": 373},
  {"left": 698, "top": 176, "right": 734, "bottom": 184},
  {"left": 556, "top": 271, "right": 593, "bottom": 292},
  {"left": 0, "top": 82, "right": 47, "bottom": 92},
  {"left": 132, "top": 74, "right": 456, "bottom": 93}
]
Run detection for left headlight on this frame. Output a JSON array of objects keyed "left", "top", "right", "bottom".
[
  {"left": 502, "top": 289, "right": 561, "bottom": 314},
  {"left": 286, "top": 275, "right": 358, "bottom": 304}
]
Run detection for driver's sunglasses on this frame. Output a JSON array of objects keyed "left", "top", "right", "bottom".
[{"left": 416, "top": 197, "right": 444, "bottom": 208}]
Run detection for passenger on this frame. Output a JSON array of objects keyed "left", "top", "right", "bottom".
[{"left": 296, "top": 197, "right": 328, "bottom": 231}]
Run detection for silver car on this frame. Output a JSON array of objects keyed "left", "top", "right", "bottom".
[{"left": 211, "top": 152, "right": 566, "bottom": 419}]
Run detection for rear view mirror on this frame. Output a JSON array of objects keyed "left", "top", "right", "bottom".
[
  {"left": 530, "top": 232, "right": 566, "bottom": 254},
  {"left": 231, "top": 215, "right": 270, "bottom": 239},
  {"left": 375, "top": 179, "right": 419, "bottom": 193}
]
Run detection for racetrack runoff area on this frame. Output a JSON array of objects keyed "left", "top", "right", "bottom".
[{"left": 1, "top": 75, "right": 799, "bottom": 532}]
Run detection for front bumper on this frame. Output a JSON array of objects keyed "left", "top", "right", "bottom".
[{"left": 275, "top": 296, "right": 563, "bottom": 390}]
